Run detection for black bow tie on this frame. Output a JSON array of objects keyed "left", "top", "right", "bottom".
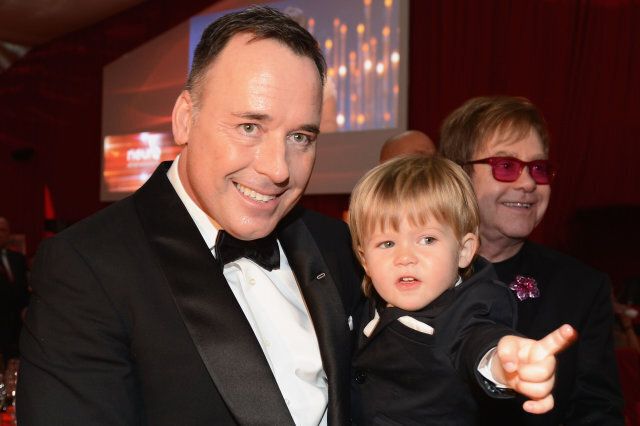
[{"left": 215, "top": 230, "right": 280, "bottom": 271}]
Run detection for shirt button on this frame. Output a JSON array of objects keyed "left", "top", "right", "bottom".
[
  {"left": 285, "top": 399, "right": 290, "bottom": 405},
  {"left": 354, "top": 370, "right": 367, "bottom": 384},
  {"left": 264, "top": 339, "right": 271, "bottom": 348},
  {"left": 249, "top": 277, "right": 256, "bottom": 285}
]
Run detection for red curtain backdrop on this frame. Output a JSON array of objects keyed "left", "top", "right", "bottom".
[
  {"left": 406, "top": 0, "right": 640, "bottom": 289},
  {"left": 1, "top": 0, "right": 639, "bottom": 288}
]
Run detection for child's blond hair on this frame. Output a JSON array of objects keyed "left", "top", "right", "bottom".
[{"left": 348, "top": 155, "right": 480, "bottom": 296}]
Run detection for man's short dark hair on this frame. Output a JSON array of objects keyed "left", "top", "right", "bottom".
[{"left": 186, "top": 5, "right": 326, "bottom": 101}]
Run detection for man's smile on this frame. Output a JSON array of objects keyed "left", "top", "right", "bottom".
[
  {"left": 502, "top": 201, "right": 533, "bottom": 209},
  {"left": 234, "top": 182, "right": 279, "bottom": 203}
]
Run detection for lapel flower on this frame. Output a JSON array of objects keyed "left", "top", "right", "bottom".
[{"left": 509, "top": 275, "right": 540, "bottom": 301}]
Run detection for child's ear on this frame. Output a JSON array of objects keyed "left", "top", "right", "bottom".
[
  {"left": 458, "top": 233, "right": 479, "bottom": 268},
  {"left": 357, "top": 247, "right": 369, "bottom": 274}
]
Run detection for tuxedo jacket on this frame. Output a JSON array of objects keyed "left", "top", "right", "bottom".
[
  {"left": 476, "top": 241, "right": 624, "bottom": 425},
  {"left": 352, "top": 259, "right": 517, "bottom": 425},
  {"left": 17, "top": 162, "right": 363, "bottom": 426}
]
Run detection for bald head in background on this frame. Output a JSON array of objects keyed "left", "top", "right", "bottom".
[{"left": 379, "top": 130, "right": 436, "bottom": 163}]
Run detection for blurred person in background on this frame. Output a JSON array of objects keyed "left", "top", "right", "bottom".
[
  {"left": 379, "top": 130, "right": 436, "bottom": 163},
  {"left": 0, "top": 217, "right": 29, "bottom": 370}
]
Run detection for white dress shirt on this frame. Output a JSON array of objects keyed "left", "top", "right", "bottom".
[{"left": 167, "top": 156, "right": 328, "bottom": 425}]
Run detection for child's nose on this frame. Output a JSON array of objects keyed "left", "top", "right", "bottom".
[{"left": 394, "top": 246, "right": 417, "bottom": 265}]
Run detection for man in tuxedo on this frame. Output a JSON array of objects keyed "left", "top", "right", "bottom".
[
  {"left": 17, "top": 6, "right": 361, "bottom": 425},
  {"left": 440, "top": 96, "right": 624, "bottom": 424},
  {"left": 0, "top": 217, "right": 29, "bottom": 366}
]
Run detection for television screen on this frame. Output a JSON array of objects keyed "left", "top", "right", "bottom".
[{"left": 101, "top": 0, "right": 408, "bottom": 200}]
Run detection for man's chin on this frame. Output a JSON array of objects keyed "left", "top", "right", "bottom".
[
  {"left": 220, "top": 194, "right": 301, "bottom": 240},
  {"left": 503, "top": 227, "right": 536, "bottom": 241},
  {"left": 223, "top": 217, "right": 281, "bottom": 240}
]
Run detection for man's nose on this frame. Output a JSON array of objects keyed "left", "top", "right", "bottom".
[
  {"left": 514, "top": 165, "right": 537, "bottom": 192},
  {"left": 254, "top": 135, "right": 290, "bottom": 185}
]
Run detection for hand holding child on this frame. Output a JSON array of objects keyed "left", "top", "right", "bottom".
[{"left": 491, "top": 324, "right": 577, "bottom": 414}]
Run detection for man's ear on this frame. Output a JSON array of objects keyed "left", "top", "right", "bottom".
[
  {"left": 458, "top": 232, "right": 479, "bottom": 268},
  {"left": 172, "top": 90, "right": 193, "bottom": 146}
]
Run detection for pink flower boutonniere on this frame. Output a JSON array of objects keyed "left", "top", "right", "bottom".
[{"left": 509, "top": 275, "right": 540, "bottom": 301}]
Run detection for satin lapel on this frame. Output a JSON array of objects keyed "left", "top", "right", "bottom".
[
  {"left": 277, "top": 215, "right": 351, "bottom": 425},
  {"left": 134, "top": 162, "right": 293, "bottom": 425}
]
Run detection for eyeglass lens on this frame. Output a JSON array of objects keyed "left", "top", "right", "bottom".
[{"left": 492, "top": 158, "right": 552, "bottom": 184}]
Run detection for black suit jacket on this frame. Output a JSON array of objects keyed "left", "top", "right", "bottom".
[
  {"left": 477, "top": 241, "right": 624, "bottom": 425},
  {"left": 352, "top": 259, "right": 517, "bottom": 425},
  {"left": 0, "top": 248, "right": 29, "bottom": 360},
  {"left": 17, "top": 162, "right": 363, "bottom": 425}
]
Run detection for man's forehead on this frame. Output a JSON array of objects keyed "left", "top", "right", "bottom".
[
  {"left": 200, "top": 34, "right": 322, "bottom": 119},
  {"left": 477, "top": 126, "right": 540, "bottom": 154}
]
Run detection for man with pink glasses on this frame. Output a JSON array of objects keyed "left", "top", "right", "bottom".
[{"left": 440, "top": 96, "right": 623, "bottom": 425}]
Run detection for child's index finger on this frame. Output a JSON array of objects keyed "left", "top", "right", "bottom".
[{"left": 534, "top": 324, "right": 577, "bottom": 359}]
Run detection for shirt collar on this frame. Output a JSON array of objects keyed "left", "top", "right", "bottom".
[{"left": 167, "top": 154, "right": 220, "bottom": 253}]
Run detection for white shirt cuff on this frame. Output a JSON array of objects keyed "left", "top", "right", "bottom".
[{"left": 477, "top": 347, "right": 509, "bottom": 389}]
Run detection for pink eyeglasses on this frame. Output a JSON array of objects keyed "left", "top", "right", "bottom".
[{"left": 465, "top": 156, "right": 556, "bottom": 185}]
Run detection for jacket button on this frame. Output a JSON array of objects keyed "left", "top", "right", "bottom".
[{"left": 354, "top": 370, "right": 367, "bottom": 384}]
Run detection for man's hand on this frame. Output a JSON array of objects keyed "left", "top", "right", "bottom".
[{"left": 492, "top": 324, "right": 577, "bottom": 414}]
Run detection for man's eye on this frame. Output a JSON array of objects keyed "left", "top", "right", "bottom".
[
  {"left": 531, "top": 162, "right": 547, "bottom": 172},
  {"left": 499, "top": 160, "right": 515, "bottom": 170},
  {"left": 378, "top": 241, "right": 394, "bottom": 249},
  {"left": 240, "top": 123, "right": 258, "bottom": 134},
  {"left": 288, "top": 133, "right": 315, "bottom": 145}
]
